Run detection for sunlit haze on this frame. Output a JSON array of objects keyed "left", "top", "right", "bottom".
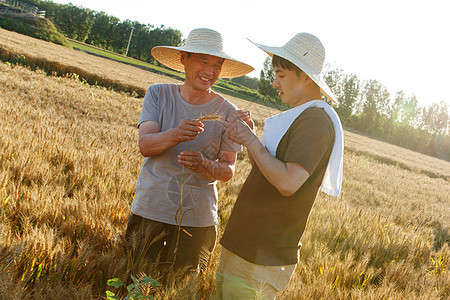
[{"left": 52, "top": 0, "right": 450, "bottom": 108}]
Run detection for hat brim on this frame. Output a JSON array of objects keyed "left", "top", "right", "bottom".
[
  {"left": 151, "top": 45, "right": 254, "bottom": 79},
  {"left": 249, "top": 40, "right": 339, "bottom": 104}
]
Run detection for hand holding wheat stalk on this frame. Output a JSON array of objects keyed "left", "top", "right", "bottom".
[
  {"left": 225, "top": 110, "right": 258, "bottom": 147},
  {"left": 172, "top": 112, "right": 222, "bottom": 266}
]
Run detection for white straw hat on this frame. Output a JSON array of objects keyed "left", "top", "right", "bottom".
[
  {"left": 249, "top": 33, "right": 338, "bottom": 104},
  {"left": 151, "top": 28, "right": 254, "bottom": 78}
]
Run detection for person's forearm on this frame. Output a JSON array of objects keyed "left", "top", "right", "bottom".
[
  {"left": 200, "top": 158, "right": 234, "bottom": 182},
  {"left": 139, "top": 128, "right": 179, "bottom": 157},
  {"left": 246, "top": 140, "right": 299, "bottom": 196}
]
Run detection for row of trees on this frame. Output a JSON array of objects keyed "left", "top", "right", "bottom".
[
  {"left": 20, "top": 0, "right": 183, "bottom": 63},
  {"left": 259, "top": 58, "right": 449, "bottom": 160}
]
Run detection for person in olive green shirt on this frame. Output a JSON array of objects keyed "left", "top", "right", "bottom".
[{"left": 216, "top": 32, "right": 344, "bottom": 299}]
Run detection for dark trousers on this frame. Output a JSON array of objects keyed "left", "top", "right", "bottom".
[{"left": 125, "top": 213, "right": 217, "bottom": 271}]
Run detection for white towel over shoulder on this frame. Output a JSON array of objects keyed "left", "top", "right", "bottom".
[{"left": 260, "top": 100, "right": 343, "bottom": 197}]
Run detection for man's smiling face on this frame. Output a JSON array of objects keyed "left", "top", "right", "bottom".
[{"left": 182, "top": 52, "right": 224, "bottom": 91}]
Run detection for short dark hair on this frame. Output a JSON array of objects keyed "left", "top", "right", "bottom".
[{"left": 272, "top": 55, "right": 302, "bottom": 77}]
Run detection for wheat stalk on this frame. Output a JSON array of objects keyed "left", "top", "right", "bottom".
[
  {"left": 172, "top": 112, "right": 222, "bottom": 267},
  {"left": 197, "top": 112, "right": 221, "bottom": 122}
]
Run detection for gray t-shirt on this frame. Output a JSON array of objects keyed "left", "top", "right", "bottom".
[{"left": 131, "top": 83, "right": 241, "bottom": 227}]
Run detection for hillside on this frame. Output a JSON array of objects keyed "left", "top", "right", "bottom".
[
  {"left": 0, "top": 12, "right": 70, "bottom": 47},
  {"left": 0, "top": 28, "right": 449, "bottom": 299}
]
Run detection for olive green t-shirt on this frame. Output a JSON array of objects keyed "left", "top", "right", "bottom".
[{"left": 220, "top": 107, "right": 335, "bottom": 265}]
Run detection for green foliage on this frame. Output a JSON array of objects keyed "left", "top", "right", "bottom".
[
  {"left": 361, "top": 79, "right": 389, "bottom": 134},
  {"left": 399, "top": 94, "right": 420, "bottom": 126},
  {"left": 106, "top": 275, "right": 160, "bottom": 300},
  {"left": 230, "top": 75, "right": 259, "bottom": 89},
  {"left": 215, "top": 79, "right": 259, "bottom": 97},
  {"left": 85, "top": 11, "right": 120, "bottom": 50},
  {"left": 0, "top": 14, "right": 70, "bottom": 47},
  {"left": 324, "top": 65, "right": 360, "bottom": 124},
  {"left": 323, "top": 66, "right": 449, "bottom": 160},
  {"left": 19, "top": 0, "right": 183, "bottom": 63},
  {"left": 258, "top": 57, "right": 278, "bottom": 99},
  {"left": 145, "top": 25, "right": 183, "bottom": 63},
  {"left": 54, "top": 4, "right": 93, "bottom": 42},
  {"left": 421, "top": 101, "right": 449, "bottom": 135}
]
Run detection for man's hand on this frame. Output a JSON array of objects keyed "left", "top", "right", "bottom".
[
  {"left": 138, "top": 119, "right": 204, "bottom": 157},
  {"left": 233, "top": 110, "right": 255, "bottom": 131},
  {"left": 175, "top": 119, "right": 204, "bottom": 143},
  {"left": 225, "top": 116, "right": 257, "bottom": 147},
  {"left": 177, "top": 150, "right": 205, "bottom": 173},
  {"left": 178, "top": 150, "right": 237, "bottom": 181}
]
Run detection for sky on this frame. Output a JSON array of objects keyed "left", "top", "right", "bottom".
[{"left": 51, "top": 0, "right": 450, "bottom": 108}]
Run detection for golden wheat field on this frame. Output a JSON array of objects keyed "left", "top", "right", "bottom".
[{"left": 0, "top": 29, "right": 449, "bottom": 299}]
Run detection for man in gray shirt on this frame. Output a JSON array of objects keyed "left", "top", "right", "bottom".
[{"left": 126, "top": 28, "right": 254, "bottom": 273}]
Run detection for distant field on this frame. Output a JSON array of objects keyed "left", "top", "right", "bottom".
[
  {"left": 1, "top": 29, "right": 449, "bottom": 299},
  {"left": 67, "top": 38, "right": 185, "bottom": 80}
]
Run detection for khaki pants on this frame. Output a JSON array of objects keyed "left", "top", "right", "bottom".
[{"left": 215, "top": 248, "right": 296, "bottom": 300}]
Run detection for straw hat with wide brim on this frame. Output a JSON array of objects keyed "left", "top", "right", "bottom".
[
  {"left": 151, "top": 28, "right": 254, "bottom": 79},
  {"left": 249, "top": 32, "right": 338, "bottom": 104}
]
